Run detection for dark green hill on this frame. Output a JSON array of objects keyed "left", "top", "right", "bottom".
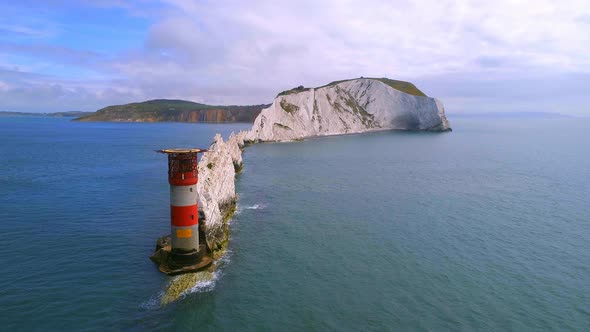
[{"left": 75, "top": 99, "right": 269, "bottom": 123}]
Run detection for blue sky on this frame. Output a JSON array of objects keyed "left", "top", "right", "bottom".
[{"left": 0, "top": 0, "right": 589, "bottom": 114}]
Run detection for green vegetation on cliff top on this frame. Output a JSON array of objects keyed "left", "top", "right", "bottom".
[
  {"left": 75, "top": 99, "right": 269, "bottom": 123},
  {"left": 278, "top": 77, "right": 427, "bottom": 97}
]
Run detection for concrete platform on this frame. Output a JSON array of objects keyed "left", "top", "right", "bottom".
[{"left": 150, "top": 235, "right": 213, "bottom": 276}]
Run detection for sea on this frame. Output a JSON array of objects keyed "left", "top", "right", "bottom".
[{"left": 0, "top": 116, "right": 588, "bottom": 331}]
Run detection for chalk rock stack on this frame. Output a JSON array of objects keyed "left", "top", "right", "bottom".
[{"left": 197, "top": 132, "right": 246, "bottom": 252}]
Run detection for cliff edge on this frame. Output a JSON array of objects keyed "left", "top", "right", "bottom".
[{"left": 245, "top": 78, "right": 450, "bottom": 142}]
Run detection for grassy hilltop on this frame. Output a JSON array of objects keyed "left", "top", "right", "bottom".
[
  {"left": 278, "top": 77, "right": 427, "bottom": 97},
  {"left": 75, "top": 99, "right": 269, "bottom": 123}
]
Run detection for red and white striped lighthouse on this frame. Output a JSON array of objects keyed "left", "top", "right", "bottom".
[{"left": 157, "top": 148, "right": 207, "bottom": 267}]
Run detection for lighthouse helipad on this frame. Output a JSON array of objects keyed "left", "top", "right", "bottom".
[{"left": 150, "top": 148, "right": 213, "bottom": 275}]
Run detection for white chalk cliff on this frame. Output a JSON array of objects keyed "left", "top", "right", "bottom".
[
  {"left": 245, "top": 78, "right": 451, "bottom": 142},
  {"left": 197, "top": 131, "right": 245, "bottom": 252}
]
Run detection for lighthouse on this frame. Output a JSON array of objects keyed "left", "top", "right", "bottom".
[{"left": 157, "top": 148, "right": 207, "bottom": 268}]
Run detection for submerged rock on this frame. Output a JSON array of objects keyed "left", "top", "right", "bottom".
[
  {"left": 160, "top": 270, "right": 216, "bottom": 305},
  {"left": 245, "top": 78, "right": 451, "bottom": 142}
]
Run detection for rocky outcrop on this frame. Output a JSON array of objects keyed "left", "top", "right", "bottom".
[
  {"left": 161, "top": 131, "right": 246, "bottom": 305},
  {"left": 161, "top": 270, "right": 217, "bottom": 305},
  {"left": 197, "top": 131, "right": 246, "bottom": 253},
  {"left": 245, "top": 78, "right": 451, "bottom": 142}
]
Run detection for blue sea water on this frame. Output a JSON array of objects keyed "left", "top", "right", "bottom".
[{"left": 0, "top": 116, "right": 589, "bottom": 331}]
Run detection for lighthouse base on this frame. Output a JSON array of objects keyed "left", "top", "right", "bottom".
[{"left": 150, "top": 235, "right": 213, "bottom": 275}]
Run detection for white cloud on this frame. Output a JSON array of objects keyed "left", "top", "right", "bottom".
[
  {"left": 115, "top": 0, "right": 590, "bottom": 104},
  {"left": 2, "top": 0, "right": 590, "bottom": 113},
  {"left": 158, "top": 0, "right": 590, "bottom": 72}
]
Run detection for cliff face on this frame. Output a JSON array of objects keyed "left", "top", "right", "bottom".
[
  {"left": 197, "top": 132, "right": 245, "bottom": 253},
  {"left": 75, "top": 99, "right": 268, "bottom": 123},
  {"left": 245, "top": 78, "right": 450, "bottom": 142}
]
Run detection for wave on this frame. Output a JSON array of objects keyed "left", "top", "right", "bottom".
[
  {"left": 244, "top": 203, "right": 266, "bottom": 210},
  {"left": 235, "top": 203, "right": 266, "bottom": 215},
  {"left": 141, "top": 249, "right": 233, "bottom": 308},
  {"left": 139, "top": 290, "right": 165, "bottom": 310},
  {"left": 181, "top": 252, "right": 231, "bottom": 297}
]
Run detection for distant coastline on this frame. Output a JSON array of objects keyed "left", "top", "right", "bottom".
[
  {"left": 1, "top": 100, "right": 269, "bottom": 124},
  {"left": 0, "top": 111, "right": 92, "bottom": 117},
  {"left": 74, "top": 99, "right": 269, "bottom": 123},
  {"left": 447, "top": 112, "right": 572, "bottom": 118}
]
